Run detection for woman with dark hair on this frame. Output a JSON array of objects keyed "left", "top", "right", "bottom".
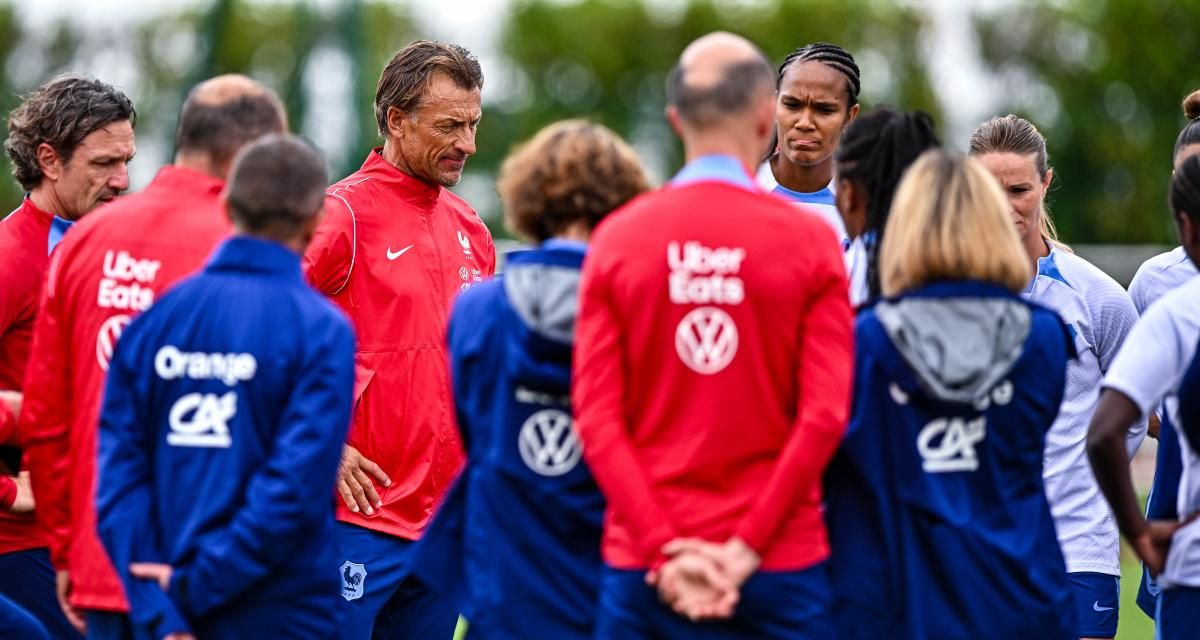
[
  {"left": 411, "top": 120, "right": 650, "bottom": 640},
  {"left": 758, "top": 43, "right": 860, "bottom": 244},
  {"left": 971, "top": 115, "right": 1141, "bottom": 640},
  {"left": 1088, "top": 153, "right": 1200, "bottom": 640},
  {"left": 833, "top": 107, "right": 940, "bottom": 304},
  {"left": 1125, "top": 89, "right": 1200, "bottom": 621},
  {"left": 825, "top": 150, "right": 1075, "bottom": 639}
]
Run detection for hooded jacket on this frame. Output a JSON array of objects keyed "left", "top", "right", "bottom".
[
  {"left": 413, "top": 241, "right": 603, "bottom": 640},
  {"left": 825, "top": 280, "right": 1077, "bottom": 639}
]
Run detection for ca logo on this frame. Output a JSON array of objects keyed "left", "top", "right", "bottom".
[
  {"left": 95, "top": 314, "right": 131, "bottom": 371},
  {"left": 167, "top": 392, "right": 236, "bottom": 448},
  {"left": 518, "top": 409, "right": 582, "bottom": 477},
  {"left": 674, "top": 307, "right": 738, "bottom": 375},
  {"left": 917, "top": 416, "right": 987, "bottom": 473}
]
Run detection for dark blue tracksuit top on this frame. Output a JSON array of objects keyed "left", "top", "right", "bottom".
[
  {"left": 96, "top": 235, "right": 355, "bottom": 638},
  {"left": 411, "top": 240, "right": 605, "bottom": 640}
]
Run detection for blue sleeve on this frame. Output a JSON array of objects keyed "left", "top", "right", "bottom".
[
  {"left": 96, "top": 319, "right": 192, "bottom": 639},
  {"left": 168, "top": 316, "right": 356, "bottom": 618},
  {"left": 446, "top": 286, "right": 492, "bottom": 455},
  {"left": 1147, "top": 409, "right": 1182, "bottom": 520}
]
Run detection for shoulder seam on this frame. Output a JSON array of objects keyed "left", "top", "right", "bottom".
[{"left": 326, "top": 180, "right": 366, "bottom": 296}]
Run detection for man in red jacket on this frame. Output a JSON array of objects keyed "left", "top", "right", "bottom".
[
  {"left": 573, "top": 32, "right": 854, "bottom": 639},
  {"left": 19, "top": 74, "right": 286, "bottom": 639},
  {"left": 303, "top": 40, "right": 495, "bottom": 639},
  {"left": 0, "top": 74, "right": 135, "bottom": 640}
]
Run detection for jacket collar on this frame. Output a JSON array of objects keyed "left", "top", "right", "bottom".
[
  {"left": 147, "top": 165, "right": 225, "bottom": 198},
  {"left": 205, "top": 235, "right": 303, "bottom": 282},
  {"left": 358, "top": 148, "right": 442, "bottom": 209},
  {"left": 670, "top": 154, "right": 758, "bottom": 191}
]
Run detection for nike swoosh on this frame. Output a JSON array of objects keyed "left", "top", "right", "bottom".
[
  {"left": 386, "top": 244, "right": 414, "bottom": 260},
  {"left": 1092, "top": 601, "right": 1114, "bottom": 612}
]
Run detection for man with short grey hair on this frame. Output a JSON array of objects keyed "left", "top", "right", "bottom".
[{"left": 303, "top": 40, "right": 496, "bottom": 639}]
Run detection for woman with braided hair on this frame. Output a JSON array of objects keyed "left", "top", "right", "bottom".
[
  {"left": 758, "top": 42, "right": 860, "bottom": 247},
  {"left": 833, "top": 108, "right": 940, "bottom": 305}
]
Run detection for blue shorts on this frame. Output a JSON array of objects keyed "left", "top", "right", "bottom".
[
  {"left": 0, "top": 547, "right": 83, "bottom": 639},
  {"left": 1068, "top": 571, "right": 1119, "bottom": 638},
  {"left": 594, "top": 562, "right": 832, "bottom": 640},
  {"left": 334, "top": 523, "right": 458, "bottom": 640},
  {"left": 1157, "top": 586, "right": 1200, "bottom": 640},
  {"left": 0, "top": 592, "right": 48, "bottom": 640}
]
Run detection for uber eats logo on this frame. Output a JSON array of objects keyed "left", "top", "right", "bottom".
[{"left": 155, "top": 345, "right": 257, "bottom": 449}]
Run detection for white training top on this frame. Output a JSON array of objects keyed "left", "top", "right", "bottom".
[
  {"left": 1128, "top": 246, "right": 1198, "bottom": 314},
  {"left": 756, "top": 162, "right": 868, "bottom": 306},
  {"left": 1025, "top": 247, "right": 1143, "bottom": 576},
  {"left": 1103, "top": 276, "right": 1200, "bottom": 588}
]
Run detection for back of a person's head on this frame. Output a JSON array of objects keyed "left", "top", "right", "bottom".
[
  {"left": 881, "top": 150, "right": 1030, "bottom": 297},
  {"left": 225, "top": 133, "right": 326, "bottom": 243},
  {"left": 176, "top": 74, "right": 287, "bottom": 174},
  {"left": 1175, "top": 89, "right": 1200, "bottom": 163},
  {"left": 667, "top": 33, "right": 774, "bottom": 131},
  {"left": 1171, "top": 153, "right": 1200, "bottom": 225},
  {"left": 497, "top": 119, "right": 650, "bottom": 243},
  {"left": 5, "top": 73, "right": 136, "bottom": 191},
  {"left": 837, "top": 107, "right": 940, "bottom": 296}
]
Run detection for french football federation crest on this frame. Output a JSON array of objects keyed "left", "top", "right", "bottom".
[{"left": 341, "top": 561, "right": 367, "bottom": 601}]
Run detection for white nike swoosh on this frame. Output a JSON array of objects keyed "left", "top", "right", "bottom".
[
  {"left": 386, "top": 244, "right": 414, "bottom": 260},
  {"left": 1092, "top": 602, "right": 1114, "bottom": 612}
]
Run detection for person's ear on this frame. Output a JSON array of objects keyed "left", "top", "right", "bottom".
[
  {"left": 846, "top": 103, "right": 861, "bottom": 127},
  {"left": 219, "top": 190, "right": 236, "bottom": 226},
  {"left": 386, "top": 106, "right": 409, "bottom": 142},
  {"left": 665, "top": 105, "right": 685, "bottom": 140},
  {"left": 35, "top": 142, "right": 63, "bottom": 183},
  {"left": 1042, "top": 167, "right": 1054, "bottom": 193},
  {"left": 299, "top": 206, "right": 325, "bottom": 250}
]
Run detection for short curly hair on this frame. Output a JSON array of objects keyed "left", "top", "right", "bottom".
[
  {"left": 5, "top": 74, "right": 136, "bottom": 191},
  {"left": 497, "top": 120, "right": 650, "bottom": 242}
]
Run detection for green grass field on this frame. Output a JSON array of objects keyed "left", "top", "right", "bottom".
[{"left": 451, "top": 560, "right": 1157, "bottom": 639}]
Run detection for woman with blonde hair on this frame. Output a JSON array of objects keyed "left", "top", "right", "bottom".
[
  {"left": 825, "top": 150, "right": 1076, "bottom": 639},
  {"left": 971, "top": 115, "right": 1141, "bottom": 640},
  {"left": 411, "top": 120, "right": 651, "bottom": 640}
]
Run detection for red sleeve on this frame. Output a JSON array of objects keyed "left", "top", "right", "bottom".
[
  {"left": 734, "top": 230, "right": 854, "bottom": 554},
  {"left": 19, "top": 247, "right": 76, "bottom": 568},
  {"left": 483, "top": 231, "right": 497, "bottom": 277},
  {"left": 0, "top": 475, "right": 14, "bottom": 510},
  {"left": 303, "top": 194, "right": 355, "bottom": 295},
  {"left": 572, "top": 245, "right": 679, "bottom": 565},
  {"left": 0, "top": 398, "right": 14, "bottom": 445}
]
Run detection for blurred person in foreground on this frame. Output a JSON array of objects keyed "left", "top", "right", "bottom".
[
  {"left": 971, "top": 115, "right": 1142, "bottom": 640},
  {"left": 0, "top": 73, "right": 135, "bottom": 640},
  {"left": 824, "top": 150, "right": 1076, "bottom": 639},
  {"left": 97, "top": 134, "right": 355, "bottom": 640},
  {"left": 1129, "top": 88, "right": 1200, "bottom": 621},
  {"left": 301, "top": 40, "right": 496, "bottom": 640},
  {"left": 1088, "top": 154, "right": 1200, "bottom": 640},
  {"left": 832, "top": 107, "right": 939, "bottom": 306},
  {"left": 19, "top": 74, "right": 286, "bottom": 639},
  {"left": 573, "top": 32, "right": 852, "bottom": 639},
  {"left": 411, "top": 120, "right": 650, "bottom": 639}
]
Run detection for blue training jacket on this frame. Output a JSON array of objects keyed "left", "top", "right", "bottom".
[
  {"left": 96, "top": 236, "right": 355, "bottom": 638},
  {"left": 411, "top": 241, "right": 605, "bottom": 640},
  {"left": 824, "top": 280, "right": 1077, "bottom": 639}
]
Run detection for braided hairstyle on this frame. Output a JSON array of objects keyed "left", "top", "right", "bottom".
[
  {"left": 764, "top": 43, "right": 861, "bottom": 162},
  {"left": 1175, "top": 89, "right": 1200, "bottom": 160},
  {"left": 778, "top": 43, "right": 861, "bottom": 107},
  {"left": 836, "top": 108, "right": 940, "bottom": 300},
  {"left": 1172, "top": 154, "right": 1200, "bottom": 226}
]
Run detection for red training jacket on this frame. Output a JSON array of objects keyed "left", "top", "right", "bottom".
[
  {"left": 0, "top": 197, "right": 56, "bottom": 554},
  {"left": 304, "top": 149, "right": 495, "bottom": 539},
  {"left": 573, "top": 159, "right": 854, "bottom": 571},
  {"left": 20, "top": 166, "right": 231, "bottom": 612}
]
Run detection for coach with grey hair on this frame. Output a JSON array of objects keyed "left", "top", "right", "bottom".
[
  {"left": 0, "top": 73, "right": 134, "bottom": 640},
  {"left": 94, "top": 133, "right": 356, "bottom": 640},
  {"left": 302, "top": 40, "right": 496, "bottom": 639}
]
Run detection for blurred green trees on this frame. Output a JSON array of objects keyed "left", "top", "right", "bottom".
[{"left": 1, "top": 0, "right": 1196, "bottom": 245}]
